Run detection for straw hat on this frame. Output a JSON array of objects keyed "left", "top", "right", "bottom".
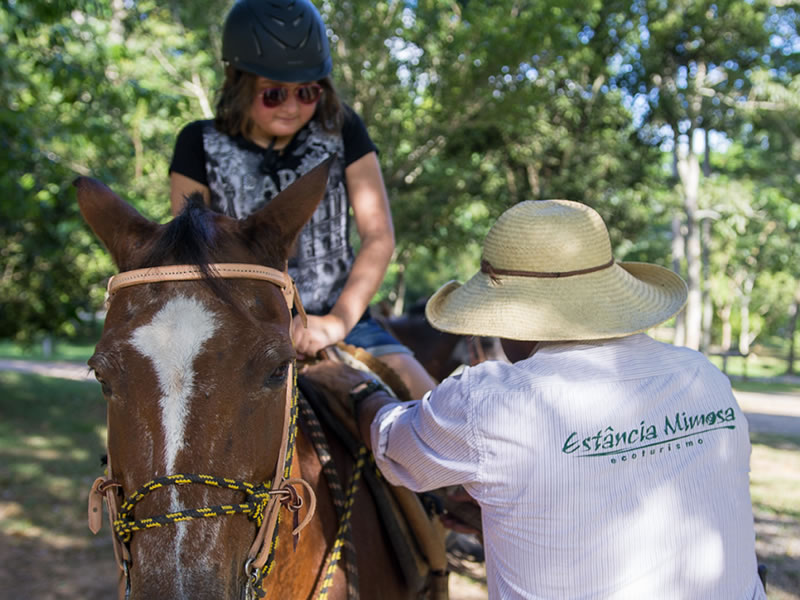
[{"left": 425, "top": 200, "right": 687, "bottom": 341}]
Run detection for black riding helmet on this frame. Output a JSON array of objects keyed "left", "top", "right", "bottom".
[{"left": 222, "top": 0, "right": 332, "bottom": 83}]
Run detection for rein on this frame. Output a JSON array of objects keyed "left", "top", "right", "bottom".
[{"left": 87, "top": 262, "right": 317, "bottom": 599}]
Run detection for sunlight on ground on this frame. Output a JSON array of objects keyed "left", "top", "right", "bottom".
[
  {"left": 751, "top": 437, "right": 800, "bottom": 520},
  {"left": 449, "top": 572, "right": 488, "bottom": 600},
  {"left": 750, "top": 437, "right": 800, "bottom": 600}
]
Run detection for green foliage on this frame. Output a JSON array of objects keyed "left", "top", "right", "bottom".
[
  {"left": 1, "top": 0, "right": 798, "bottom": 359},
  {"left": 0, "top": 0, "right": 223, "bottom": 340},
  {"left": 325, "top": 0, "right": 663, "bottom": 305},
  {"left": 0, "top": 335, "right": 98, "bottom": 362}
]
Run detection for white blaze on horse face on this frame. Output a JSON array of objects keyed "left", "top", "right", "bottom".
[
  {"left": 128, "top": 294, "right": 225, "bottom": 591},
  {"left": 130, "top": 295, "right": 218, "bottom": 475}
]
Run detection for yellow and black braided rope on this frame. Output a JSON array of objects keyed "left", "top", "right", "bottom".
[
  {"left": 298, "top": 392, "right": 360, "bottom": 599},
  {"left": 113, "top": 371, "right": 301, "bottom": 599},
  {"left": 113, "top": 473, "right": 273, "bottom": 541},
  {"left": 317, "top": 446, "right": 368, "bottom": 600}
]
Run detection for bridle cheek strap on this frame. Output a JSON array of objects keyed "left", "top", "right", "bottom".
[
  {"left": 88, "top": 404, "right": 131, "bottom": 573},
  {"left": 246, "top": 363, "right": 317, "bottom": 574},
  {"left": 89, "top": 477, "right": 130, "bottom": 568}
]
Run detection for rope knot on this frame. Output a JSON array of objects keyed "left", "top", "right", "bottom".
[{"left": 275, "top": 483, "right": 304, "bottom": 512}]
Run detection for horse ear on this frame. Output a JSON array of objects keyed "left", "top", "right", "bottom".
[
  {"left": 242, "top": 156, "right": 334, "bottom": 263},
  {"left": 73, "top": 177, "right": 158, "bottom": 269}
]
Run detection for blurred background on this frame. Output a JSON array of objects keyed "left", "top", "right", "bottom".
[
  {"left": 1, "top": 0, "right": 798, "bottom": 597},
  {"left": 2, "top": 0, "right": 799, "bottom": 363}
]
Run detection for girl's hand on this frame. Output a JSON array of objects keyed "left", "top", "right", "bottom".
[{"left": 291, "top": 313, "right": 348, "bottom": 358}]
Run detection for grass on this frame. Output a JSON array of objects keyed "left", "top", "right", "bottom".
[
  {"left": 750, "top": 433, "right": 800, "bottom": 522},
  {"left": 708, "top": 352, "right": 799, "bottom": 380},
  {"left": 0, "top": 371, "right": 106, "bottom": 538},
  {"left": 749, "top": 433, "right": 800, "bottom": 599},
  {"left": 0, "top": 338, "right": 96, "bottom": 363}
]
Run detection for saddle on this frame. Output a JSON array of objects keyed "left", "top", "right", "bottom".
[
  {"left": 325, "top": 345, "right": 484, "bottom": 537},
  {"left": 298, "top": 344, "right": 450, "bottom": 600}
]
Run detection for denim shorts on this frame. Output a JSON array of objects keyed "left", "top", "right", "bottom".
[{"left": 344, "top": 315, "right": 412, "bottom": 357}]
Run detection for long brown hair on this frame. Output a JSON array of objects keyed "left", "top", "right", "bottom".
[{"left": 214, "top": 67, "right": 344, "bottom": 138}]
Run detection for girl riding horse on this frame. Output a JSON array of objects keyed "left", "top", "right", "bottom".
[{"left": 168, "top": 0, "right": 436, "bottom": 399}]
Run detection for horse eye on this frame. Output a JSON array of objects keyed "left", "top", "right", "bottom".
[
  {"left": 264, "top": 361, "right": 291, "bottom": 388},
  {"left": 95, "top": 375, "right": 112, "bottom": 397}
]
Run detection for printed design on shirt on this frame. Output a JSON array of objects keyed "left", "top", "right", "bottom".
[
  {"left": 202, "top": 121, "right": 353, "bottom": 315},
  {"left": 561, "top": 407, "right": 736, "bottom": 458}
]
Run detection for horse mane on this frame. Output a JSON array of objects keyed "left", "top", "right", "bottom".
[
  {"left": 137, "top": 193, "right": 233, "bottom": 303},
  {"left": 140, "top": 193, "right": 217, "bottom": 272}
]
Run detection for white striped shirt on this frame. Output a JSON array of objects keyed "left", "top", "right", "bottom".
[{"left": 371, "top": 334, "right": 765, "bottom": 599}]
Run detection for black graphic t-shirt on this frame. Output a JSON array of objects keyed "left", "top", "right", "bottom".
[{"left": 169, "top": 107, "right": 378, "bottom": 315}]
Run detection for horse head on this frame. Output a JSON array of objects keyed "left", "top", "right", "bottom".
[{"left": 78, "top": 159, "right": 331, "bottom": 599}]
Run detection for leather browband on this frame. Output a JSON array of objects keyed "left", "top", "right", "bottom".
[
  {"left": 106, "top": 263, "right": 306, "bottom": 325},
  {"left": 107, "top": 264, "right": 292, "bottom": 295}
]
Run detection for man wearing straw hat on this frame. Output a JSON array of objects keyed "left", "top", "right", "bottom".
[{"left": 307, "top": 199, "right": 765, "bottom": 599}]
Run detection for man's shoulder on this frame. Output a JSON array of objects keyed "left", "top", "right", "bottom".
[
  {"left": 443, "top": 335, "right": 723, "bottom": 392},
  {"left": 512, "top": 335, "right": 717, "bottom": 382},
  {"left": 628, "top": 335, "right": 717, "bottom": 367},
  {"left": 450, "top": 359, "right": 539, "bottom": 393}
]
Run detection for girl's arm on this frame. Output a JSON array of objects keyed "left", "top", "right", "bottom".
[
  {"left": 291, "top": 151, "right": 395, "bottom": 355},
  {"left": 170, "top": 172, "right": 211, "bottom": 216}
]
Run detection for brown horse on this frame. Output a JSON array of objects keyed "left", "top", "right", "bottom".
[
  {"left": 79, "top": 161, "right": 420, "bottom": 599},
  {"left": 376, "top": 303, "right": 507, "bottom": 382}
]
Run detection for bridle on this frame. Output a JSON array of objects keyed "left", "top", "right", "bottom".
[{"left": 87, "top": 263, "right": 318, "bottom": 599}]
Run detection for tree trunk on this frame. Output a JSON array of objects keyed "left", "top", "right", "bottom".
[
  {"left": 677, "top": 148, "right": 702, "bottom": 350},
  {"left": 786, "top": 283, "right": 800, "bottom": 375},
  {"left": 701, "top": 218, "right": 713, "bottom": 351},
  {"left": 738, "top": 275, "right": 755, "bottom": 356},
  {"left": 392, "top": 262, "right": 406, "bottom": 317},
  {"left": 671, "top": 213, "right": 686, "bottom": 347},
  {"left": 42, "top": 335, "right": 53, "bottom": 359},
  {"left": 504, "top": 164, "right": 519, "bottom": 203},
  {"left": 526, "top": 163, "right": 540, "bottom": 198},
  {"left": 719, "top": 302, "right": 733, "bottom": 351},
  {"left": 676, "top": 64, "right": 708, "bottom": 352}
]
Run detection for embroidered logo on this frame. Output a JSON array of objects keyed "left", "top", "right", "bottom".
[{"left": 561, "top": 407, "right": 736, "bottom": 459}]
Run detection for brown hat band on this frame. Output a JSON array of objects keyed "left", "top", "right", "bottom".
[{"left": 480, "top": 257, "right": 615, "bottom": 283}]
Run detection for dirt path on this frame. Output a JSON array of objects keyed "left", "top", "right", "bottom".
[
  {"left": 0, "top": 358, "right": 95, "bottom": 381},
  {"left": 734, "top": 390, "right": 800, "bottom": 437}
]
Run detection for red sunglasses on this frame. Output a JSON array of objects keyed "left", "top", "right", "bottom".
[{"left": 261, "top": 84, "right": 323, "bottom": 108}]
